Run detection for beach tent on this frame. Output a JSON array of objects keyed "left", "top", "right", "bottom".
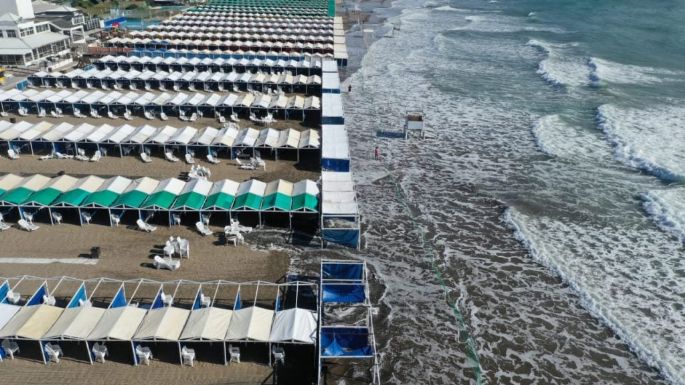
[
  {"left": 140, "top": 178, "right": 186, "bottom": 211},
  {"left": 0, "top": 281, "right": 21, "bottom": 330},
  {"left": 291, "top": 180, "right": 319, "bottom": 212},
  {"left": 269, "top": 308, "right": 317, "bottom": 344},
  {"left": 81, "top": 176, "right": 132, "bottom": 208},
  {"left": 171, "top": 178, "right": 212, "bottom": 211},
  {"left": 88, "top": 306, "right": 147, "bottom": 341},
  {"left": 232, "top": 180, "right": 266, "bottom": 211},
  {"left": 22, "top": 175, "right": 78, "bottom": 208},
  {"left": 0, "top": 174, "right": 52, "bottom": 206},
  {"left": 111, "top": 177, "right": 159, "bottom": 209},
  {"left": 261, "top": 179, "right": 293, "bottom": 212},
  {"left": 180, "top": 307, "right": 233, "bottom": 341},
  {"left": 133, "top": 306, "right": 190, "bottom": 341},
  {"left": 52, "top": 176, "right": 105, "bottom": 208},
  {"left": 203, "top": 179, "right": 240, "bottom": 211},
  {"left": 321, "top": 125, "right": 349, "bottom": 172},
  {"left": 225, "top": 307, "right": 274, "bottom": 342}
]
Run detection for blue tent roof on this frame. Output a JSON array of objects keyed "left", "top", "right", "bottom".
[
  {"left": 322, "top": 284, "right": 365, "bottom": 304},
  {"left": 321, "top": 327, "right": 373, "bottom": 357}
]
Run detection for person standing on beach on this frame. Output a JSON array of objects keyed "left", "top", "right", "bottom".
[
  {"left": 348, "top": 84, "right": 352, "bottom": 92},
  {"left": 374, "top": 146, "right": 380, "bottom": 160}
]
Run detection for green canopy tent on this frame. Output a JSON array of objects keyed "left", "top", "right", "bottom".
[
  {"left": 202, "top": 179, "right": 240, "bottom": 225},
  {"left": 0, "top": 174, "right": 52, "bottom": 222},
  {"left": 20, "top": 175, "right": 78, "bottom": 225},
  {"left": 140, "top": 178, "right": 186, "bottom": 225},
  {"left": 170, "top": 178, "right": 213, "bottom": 225},
  {"left": 291, "top": 179, "right": 319, "bottom": 212},
  {"left": 110, "top": 177, "right": 160, "bottom": 224},
  {"left": 80, "top": 176, "right": 133, "bottom": 226},
  {"left": 261, "top": 179, "right": 293, "bottom": 228},
  {"left": 232, "top": 179, "right": 266, "bottom": 226},
  {"left": 51, "top": 176, "right": 105, "bottom": 226}
]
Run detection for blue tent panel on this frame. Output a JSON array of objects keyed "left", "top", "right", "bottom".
[
  {"left": 320, "top": 327, "right": 373, "bottom": 357},
  {"left": 322, "top": 229, "right": 359, "bottom": 248},
  {"left": 193, "top": 291, "right": 203, "bottom": 310},
  {"left": 27, "top": 284, "right": 48, "bottom": 306},
  {"left": 0, "top": 281, "right": 9, "bottom": 303},
  {"left": 233, "top": 291, "right": 242, "bottom": 311},
  {"left": 321, "top": 157, "right": 350, "bottom": 172},
  {"left": 67, "top": 284, "right": 87, "bottom": 308},
  {"left": 151, "top": 289, "right": 165, "bottom": 309},
  {"left": 322, "top": 263, "right": 363, "bottom": 280},
  {"left": 110, "top": 286, "right": 127, "bottom": 308},
  {"left": 322, "top": 284, "right": 365, "bottom": 304}
]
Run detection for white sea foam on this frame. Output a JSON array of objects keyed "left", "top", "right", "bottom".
[
  {"left": 597, "top": 104, "right": 685, "bottom": 181},
  {"left": 527, "top": 39, "right": 590, "bottom": 87},
  {"left": 641, "top": 189, "right": 685, "bottom": 244},
  {"left": 588, "top": 57, "right": 682, "bottom": 85},
  {"left": 453, "top": 14, "right": 563, "bottom": 33},
  {"left": 434, "top": 5, "right": 463, "bottom": 11},
  {"left": 503, "top": 207, "right": 685, "bottom": 385},
  {"left": 532, "top": 114, "right": 609, "bottom": 158}
]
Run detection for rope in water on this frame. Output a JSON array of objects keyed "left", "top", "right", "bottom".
[{"left": 388, "top": 169, "right": 485, "bottom": 385}]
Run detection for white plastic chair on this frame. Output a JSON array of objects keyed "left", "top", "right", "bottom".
[
  {"left": 90, "top": 150, "right": 102, "bottom": 162},
  {"left": 2, "top": 340, "right": 19, "bottom": 359},
  {"left": 110, "top": 213, "right": 120, "bottom": 227},
  {"left": 181, "top": 346, "right": 195, "bottom": 367},
  {"left": 200, "top": 293, "right": 211, "bottom": 308},
  {"left": 135, "top": 345, "right": 152, "bottom": 366},
  {"left": 165, "top": 151, "right": 179, "bottom": 162},
  {"left": 5, "top": 291, "right": 20, "bottom": 304},
  {"left": 51, "top": 211, "right": 62, "bottom": 225},
  {"left": 44, "top": 343, "right": 63, "bottom": 363},
  {"left": 43, "top": 295, "right": 56, "bottom": 306},
  {"left": 160, "top": 292, "right": 174, "bottom": 306},
  {"left": 92, "top": 342, "right": 108, "bottom": 363},
  {"left": 81, "top": 211, "right": 93, "bottom": 225},
  {"left": 229, "top": 345, "right": 240, "bottom": 363}
]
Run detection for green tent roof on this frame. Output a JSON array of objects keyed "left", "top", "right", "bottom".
[
  {"left": 112, "top": 190, "right": 149, "bottom": 209},
  {"left": 0, "top": 187, "right": 35, "bottom": 205},
  {"left": 171, "top": 191, "right": 207, "bottom": 211},
  {"left": 52, "top": 189, "right": 92, "bottom": 207},
  {"left": 261, "top": 192, "right": 292, "bottom": 211},
  {"left": 141, "top": 191, "right": 177, "bottom": 210},
  {"left": 22, "top": 187, "right": 62, "bottom": 206},
  {"left": 232, "top": 193, "right": 262, "bottom": 211},
  {"left": 81, "top": 190, "right": 120, "bottom": 208},
  {"left": 291, "top": 193, "right": 318, "bottom": 212},
  {"left": 203, "top": 192, "right": 235, "bottom": 210}
]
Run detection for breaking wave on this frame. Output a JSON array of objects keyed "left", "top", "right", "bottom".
[
  {"left": 641, "top": 189, "right": 685, "bottom": 244},
  {"left": 588, "top": 57, "right": 682, "bottom": 85},
  {"left": 527, "top": 39, "right": 590, "bottom": 87}
]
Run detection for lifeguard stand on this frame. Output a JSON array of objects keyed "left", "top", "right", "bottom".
[{"left": 403, "top": 110, "right": 425, "bottom": 139}]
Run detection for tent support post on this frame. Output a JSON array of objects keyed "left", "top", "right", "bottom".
[{"left": 86, "top": 341, "right": 93, "bottom": 365}]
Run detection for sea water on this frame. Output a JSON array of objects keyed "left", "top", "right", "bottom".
[{"left": 344, "top": 0, "right": 685, "bottom": 383}]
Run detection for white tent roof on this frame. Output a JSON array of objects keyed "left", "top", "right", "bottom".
[
  {"left": 168, "top": 92, "right": 189, "bottom": 105},
  {"left": 180, "top": 307, "right": 232, "bottom": 341},
  {"left": 85, "top": 124, "right": 116, "bottom": 143},
  {"left": 264, "top": 179, "right": 293, "bottom": 196},
  {"left": 127, "top": 177, "right": 159, "bottom": 194},
  {"left": 104, "top": 124, "right": 137, "bottom": 143},
  {"left": 71, "top": 175, "right": 105, "bottom": 194},
  {"left": 40, "top": 122, "right": 74, "bottom": 142},
  {"left": 192, "top": 127, "right": 219, "bottom": 145},
  {"left": 43, "top": 306, "right": 106, "bottom": 340},
  {"left": 88, "top": 306, "right": 147, "bottom": 341},
  {"left": 321, "top": 125, "right": 349, "bottom": 160},
  {"left": 41, "top": 174, "right": 78, "bottom": 193},
  {"left": 17, "top": 121, "right": 53, "bottom": 141},
  {"left": 269, "top": 308, "right": 317, "bottom": 343},
  {"left": 148, "top": 125, "right": 177, "bottom": 144},
  {"left": 98, "top": 176, "right": 133, "bottom": 194},
  {"left": 134, "top": 307, "right": 190, "bottom": 341},
  {"left": 212, "top": 125, "right": 239, "bottom": 146},
  {"left": 225, "top": 307, "right": 274, "bottom": 341},
  {"left": 256, "top": 128, "right": 280, "bottom": 147},
  {"left": 236, "top": 179, "right": 266, "bottom": 197},
  {"left": 208, "top": 179, "right": 240, "bottom": 197},
  {"left": 98, "top": 91, "right": 123, "bottom": 105},
  {"left": 169, "top": 126, "right": 197, "bottom": 145},
  {"left": 299, "top": 129, "right": 320, "bottom": 148},
  {"left": 154, "top": 178, "right": 186, "bottom": 195},
  {"left": 0, "top": 303, "right": 21, "bottom": 331},
  {"left": 235, "top": 128, "right": 259, "bottom": 147},
  {"left": 116, "top": 91, "right": 140, "bottom": 105},
  {"left": 0, "top": 305, "right": 63, "bottom": 339},
  {"left": 20, "top": 174, "right": 52, "bottom": 192},
  {"left": 128, "top": 125, "right": 159, "bottom": 144},
  {"left": 63, "top": 123, "right": 95, "bottom": 142},
  {"left": 82, "top": 90, "right": 106, "bottom": 105},
  {"left": 0, "top": 174, "right": 23, "bottom": 192},
  {"left": 0, "top": 121, "right": 32, "bottom": 140},
  {"left": 179, "top": 178, "right": 213, "bottom": 196},
  {"left": 293, "top": 180, "right": 319, "bottom": 196}
]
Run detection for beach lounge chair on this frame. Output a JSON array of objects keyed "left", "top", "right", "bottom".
[
  {"left": 181, "top": 346, "right": 195, "bottom": 367},
  {"left": 123, "top": 110, "right": 133, "bottom": 120},
  {"left": 135, "top": 345, "right": 152, "bottom": 366},
  {"left": 184, "top": 153, "right": 195, "bottom": 164},
  {"left": 17, "top": 107, "right": 28, "bottom": 116},
  {"left": 195, "top": 221, "right": 213, "bottom": 236},
  {"left": 206, "top": 153, "right": 220, "bottom": 164},
  {"left": 189, "top": 112, "right": 198, "bottom": 122},
  {"left": 165, "top": 151, "right": 179, "bottom": 162},
  {"left": 55, "top": 152, "right": 73, "bottom": 159},
  {"left": 140, "top": 152, "right": 152, "bottom": 163},
  {"left": 107, "top": 110, "right": 118, "bottom": 119},
  {"left": 230, "top": 219, "right": 253, "bottom": 233},
  {"left": 136, "top": 219, "right": 157, "bottom": 232},
  {"left": 1, "top": 340, "right": 19, "bottom": 359},
  {"left": 230, "top": 112, "right": 239, "bottom": 122},
  {"left": 0, "top": 213, "right": 10, "bottom": 231},
  {"left": 44, "top": 343, "right": 63, "bottom": 364},
  {"left": 160, "top": 112, "right": 168, "bottom": 121},
  {"left": 153, "top": 256, "right": 180, "bottom": 271},
  {"left": 39, "top": 153, "right": 54, "bottom": 160},
  {"left": 90, "top": 150, "right": 102, "bottom": 162},
  {"left": 51, "top": 211, "right": 62, "bottom": 225},
  {"left": 74, "top": 108, "right": 84, "bottom": 118},
  {"left": 7, "top": 149, "right": 19, "bottom": 160},
  {"left": 90, "top": 109, "right": 100, "bottom": 118},
  {"left": 38, "top": 108, "right": 46, "bottom": 117},
  {"left": 18, "top": 219, "right": 39, "bottom": 232},
  {"left": 50, "top": 110, "right": 62, "bottom": 118},
  {"left": 236, "top": 158, "right": 255, "bottom": 170},
  {"left": 92, "top": 343, "right": 108, "bottom": 364},
  {"left": 229, "top": 345, "right": 240, "bottom": 363},
  {"left": 144, "top": 110, "right": 154, "bottom": 120}
]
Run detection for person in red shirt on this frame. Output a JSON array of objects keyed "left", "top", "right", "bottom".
[{"left": 374, "top": 146, "right": 380, "bottom": 160}]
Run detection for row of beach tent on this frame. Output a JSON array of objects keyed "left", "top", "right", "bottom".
[
  {"left": 0, "top": 121, "right": 319, "bottom": 157},
  {"left": 105, "top": 38, "right": 335, "bottom": 54},
  {"left": 127, "top": 48, "right": 335, "bottom": 60},
  {"left": 0, "top": 277, "right": 318, "bottom": 365},
  {"left": 175, "top": 13, "right": 331, "bottom": 22},
  {"left": 153, "top": 22, "right": 333, "bottom": 32},
  {"left": 128, "top": 30, "right": 334, "bottom": 43}
]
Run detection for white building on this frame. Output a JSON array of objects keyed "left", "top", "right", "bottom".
[{"left": 0, "top": 0, "right": 72, "bottom": 67}]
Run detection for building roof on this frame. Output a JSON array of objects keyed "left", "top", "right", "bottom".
[{"left": 0, "top": 31, "right": 70, "bottom": 55}]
